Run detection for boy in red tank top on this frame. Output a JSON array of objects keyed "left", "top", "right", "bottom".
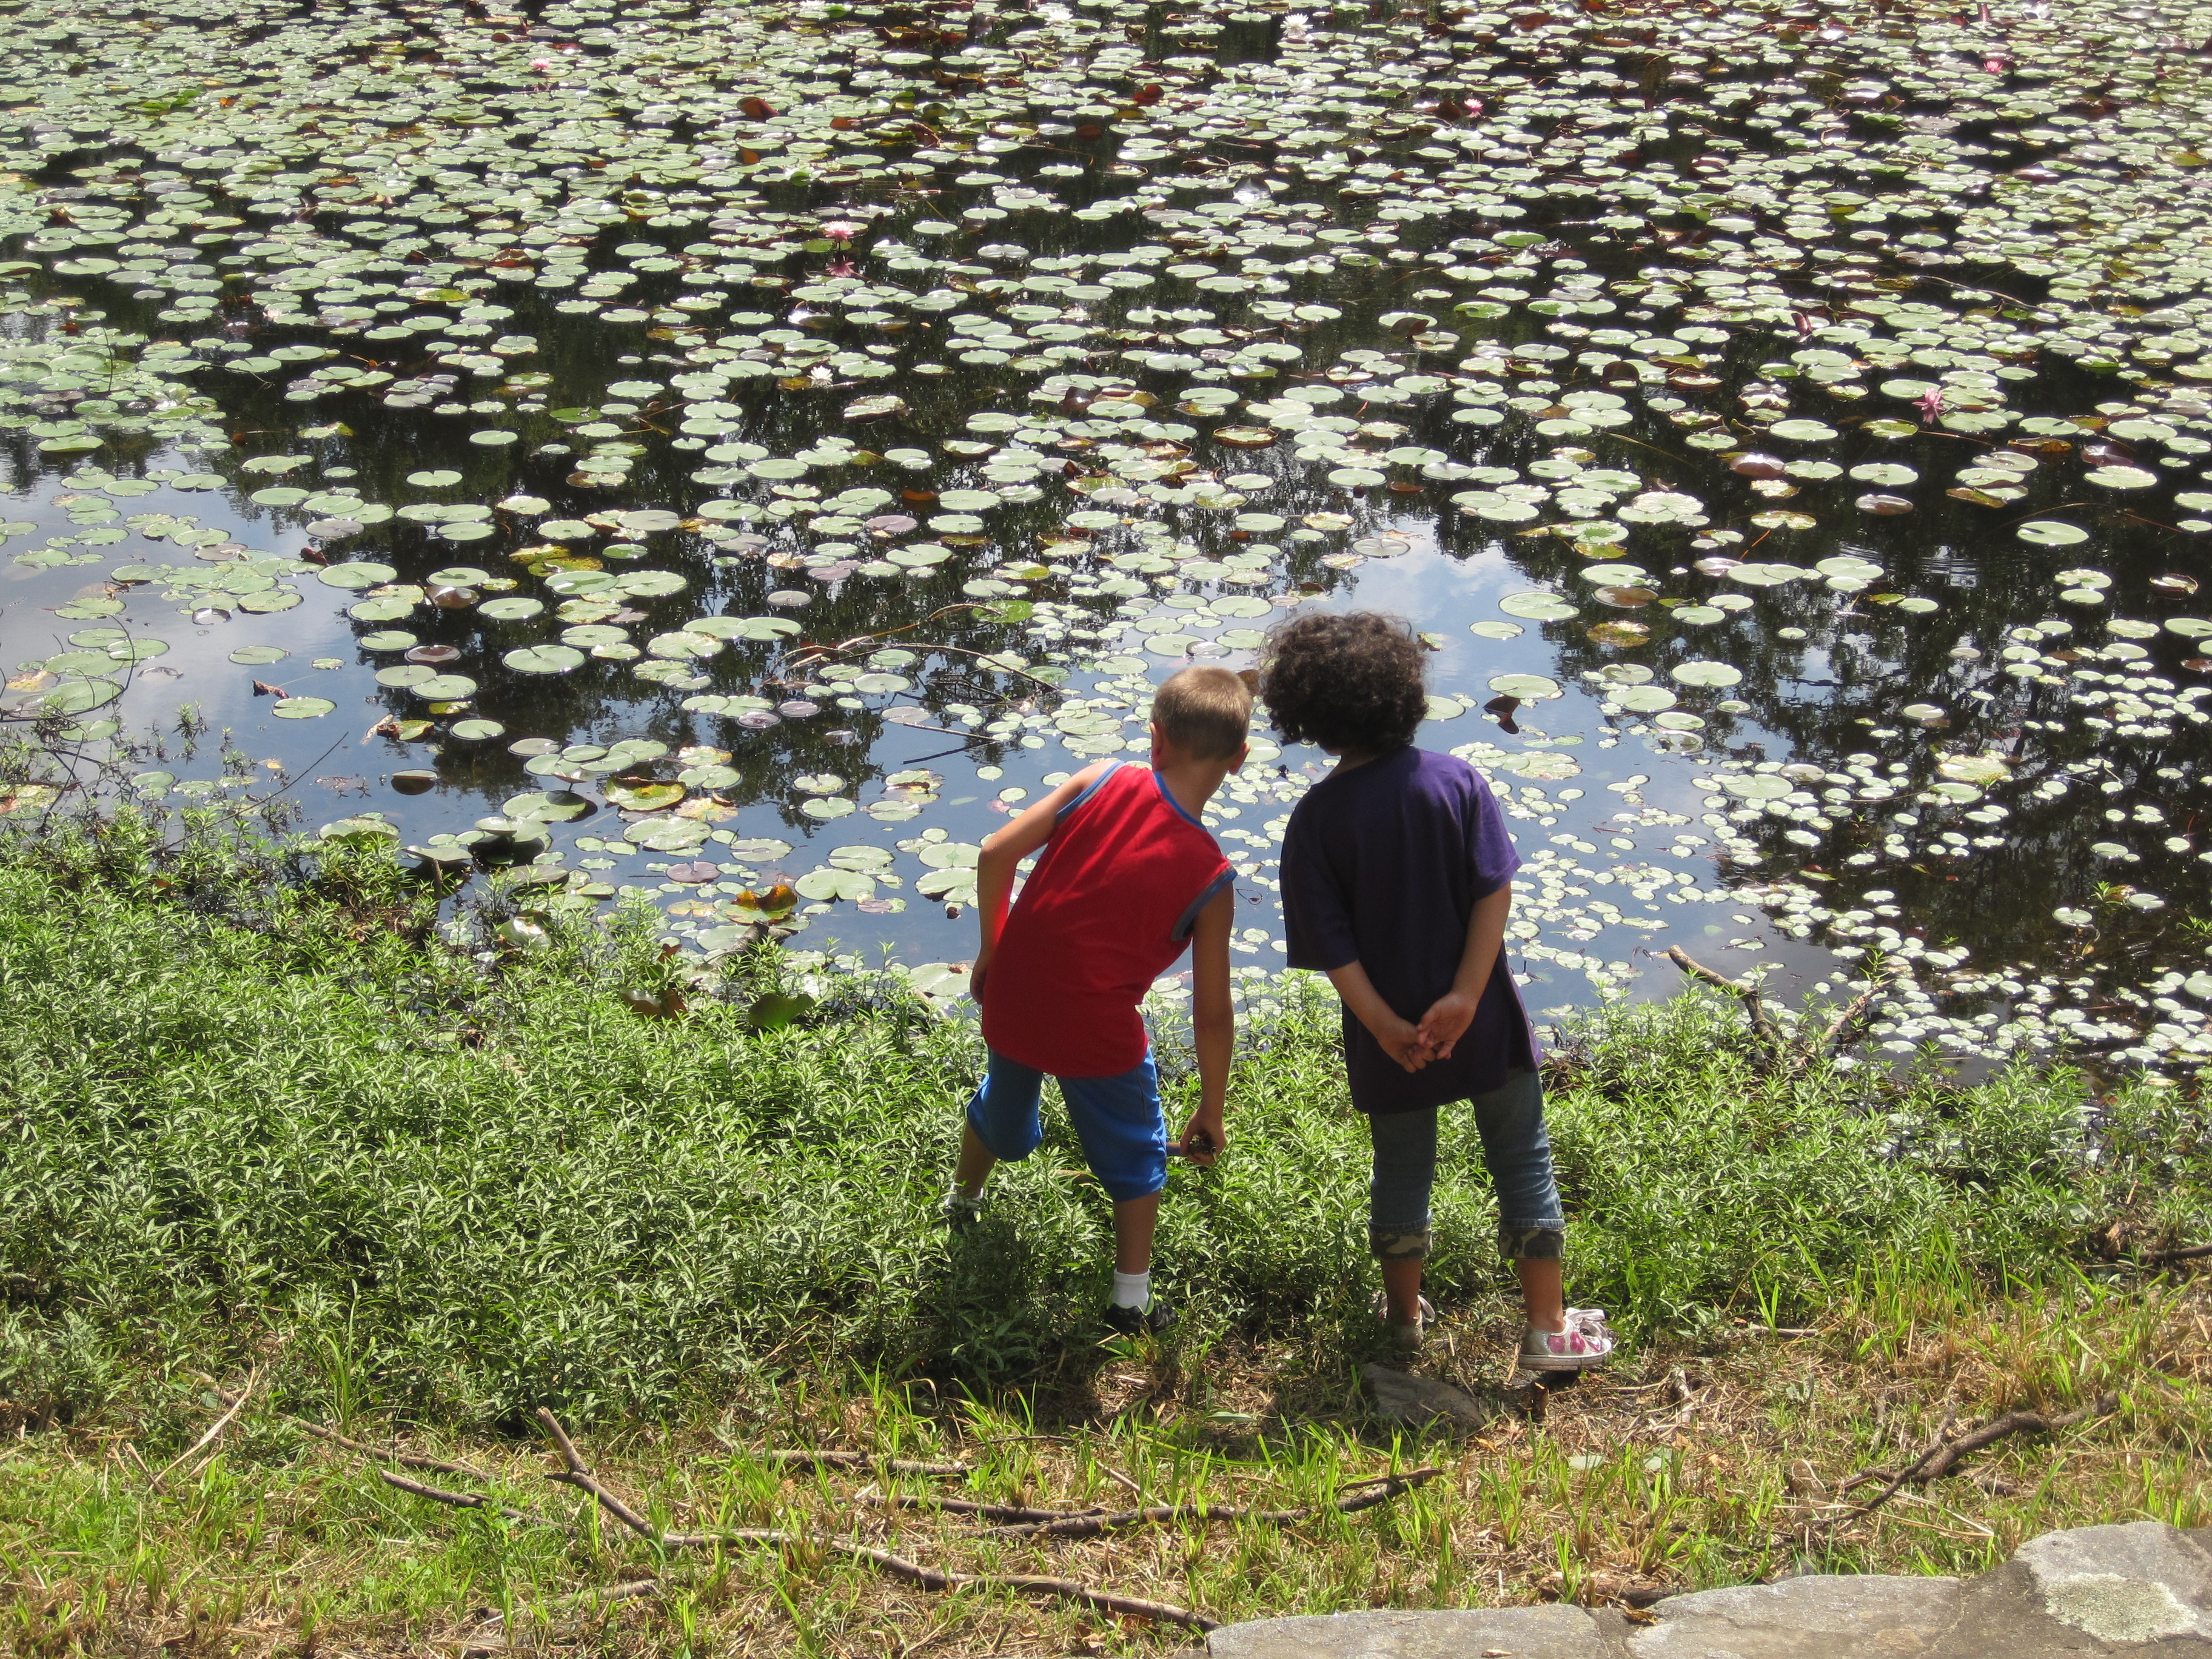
[{"left": 948, "top": 666, "right": 1252, "bottom": 1336}]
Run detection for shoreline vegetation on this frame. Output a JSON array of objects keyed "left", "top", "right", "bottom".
[{"left": 2, "top": 814, "right": 2207, "bottom": 1655}]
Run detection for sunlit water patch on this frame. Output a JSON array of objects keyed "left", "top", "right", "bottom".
[{"left": 7, "top": 0, "right": 2212, "bottom": 1073}]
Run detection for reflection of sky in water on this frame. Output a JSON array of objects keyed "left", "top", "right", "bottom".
[{"left": 2, "top": 462, "right": 1828, "bottom": 1024}]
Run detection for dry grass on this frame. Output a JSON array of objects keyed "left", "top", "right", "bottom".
[{"left": 6, "top": 1269, "right": 2208, "bottom": 1659}]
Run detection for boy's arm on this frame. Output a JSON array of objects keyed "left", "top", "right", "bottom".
[
  {"left": 1181, "top": 883, "right": 1235, "bottom": 1164},
  {"left": 1324, "top": 960, "right": 1432, "bottom": 1073},
  {"left": 1413, "top": 880, "right": 1512, "bottom": 1060},
  {"left": 970, "top": 760, "right": 1109, "bottom": 1000}
]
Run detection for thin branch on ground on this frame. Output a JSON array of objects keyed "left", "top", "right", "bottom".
[
  {"left": 375, "top": 1468, "right": 575, "bottom": 1534},
  {"left": 754, "top": 1449, "right": 971, "bottom": 1477},
  {"left": 1849, "top": 1393, "right": 2118, "bottom": 1518},
  {"left": 973, "top": 1466, "right": 1439, "bottom": 1541},
  {"left": 535, "top": 1406, "right": 659, "bottom": 1541},
  {"left": 873, "top": 1494, "right": 1105, "bottom": 1524},
  {"left": 1916, "top": 1392, "right": 2120, "bottom": 1486},
  {"left": 217, "top": 1390, "right": 493, "bottom": 1480},
  {"left": 150, "top": 1369, "right": 256, "bottom": 1490},
  {"left": 717, "top": 1532, "right": 1221, "bottom": 1631},
  {"left": 2145, "top": 1241, "right": 2212, "bottom": 1266}
]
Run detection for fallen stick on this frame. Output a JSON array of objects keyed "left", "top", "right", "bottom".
[
  {"left": 152, "top": 1369, "right": 256, "bottom": 1490},
  {"left": 974, "top": 1467, "right": 1439, "bottom": 1541},
  {"left": 1854, "top": 1394, "right": 2117, "bottom": 1517},
  {"left": 1853, "top": 1408, "right": 1956, "bottom": 1518},
  {"left": 755, "top": 1449, "right": 971, "bottom": 1477},
  {"left": 1917, "top": 1392, "right": 2119, "bottom": 1485},
  {"left": 642, "top": 1526, "right": 1219, "bottom": 1629},
  {"left": 874, "top": 1493, "right": 1108, "bottom": 1524},
  {"left": 2145, "top": 1241, "right": 2212, "bottom": 1266},
  {"left": 572, "top": 1579, "right": 662, "bottom": 1607},
  {"left": 536, "top": 1407, "right": 660, "bottom": 1541},
  {"left": 813, "top": 1534, "right": 1217, "bottom": 1629},
  {"left": 217, "top": 1391, "right": 494, "bottom": 1481},
  {"left": 1664, "top": 946, "right": 1782, "bottom": 1058},
  {"left": 377, "top": 1467, "right": 574, "bottom": 1533}
]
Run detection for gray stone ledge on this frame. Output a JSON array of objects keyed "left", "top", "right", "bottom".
[
  {"left": 1207, "top": 1604, "right": 1607, "bottom": 1658},
  {"left": 1202, "top": 1523, "right": 2212, "bottom": 1659}
]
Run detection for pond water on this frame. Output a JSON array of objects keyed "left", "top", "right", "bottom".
[{"left": 6, "top": 0, "right": 2212, "bottom": 1073}]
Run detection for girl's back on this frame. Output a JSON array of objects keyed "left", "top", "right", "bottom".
[{"left": 1281, "top": 746, "right": 1537, "bottom": 1111}]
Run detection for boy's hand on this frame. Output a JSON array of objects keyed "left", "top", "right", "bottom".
[
  {"left": 1415, "top": 989, "right": 1481, "bottom": 1061},
  {"left": 1178, "top": 1110, "right": 1224, "bottom": 1167},
  {"left": 968, "top": 950, "right": 991, "bottom": 1003}
]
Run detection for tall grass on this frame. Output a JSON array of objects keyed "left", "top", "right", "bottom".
[{"left": 1, "top": 821, "right": 2205, "bottom": 1435}]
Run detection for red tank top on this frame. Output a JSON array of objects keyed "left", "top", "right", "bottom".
[{"left": 981, "top": 763, "right": 1232, "bottom": 1078}]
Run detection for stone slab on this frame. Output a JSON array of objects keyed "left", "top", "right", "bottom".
[
  {"left": 2013, "top": 1521, "right": 2212, "bottom": 1644},
  {"left": 1208, "top": 1605, "right": 1609, "bottom": 1659},
  {"left": 1626, "top": 1574, "right": 1962, "bottom": 1657},
  {"left": 1360, "top": 1362, "right": 1493, "bottom": 1429}
]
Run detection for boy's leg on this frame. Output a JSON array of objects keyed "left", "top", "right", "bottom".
[
  {"left": 1367, "top": 1105, "right": 1438, "bottom": 1327},
  {"left": 1111, "top": 1191, "right": 1161, "bottom": 1275},
  {"left": 1059, "top": 1053, "right": 1170, "bottom": 1319},
  {"left": 1467, "top": 1068, "right": 1570, "bottom": 1335},
  {"left": 957, "top": 1052, "right": 1048, "bottom": 1204},
  {"left": 953, "top": 1122, "right": 997, "bottom": 1200}
]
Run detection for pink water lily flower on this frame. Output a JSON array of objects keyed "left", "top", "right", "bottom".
[{"left": 821, "top": 220, "right": 862, "bottom": 243}]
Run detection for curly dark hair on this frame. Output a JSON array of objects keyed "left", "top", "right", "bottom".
[{"left": 1258, "top": 611, "right": 1427, "bottom": 756}]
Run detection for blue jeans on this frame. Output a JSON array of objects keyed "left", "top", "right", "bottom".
[{"left": 1367, "top": 1068, "right": 1565, "bottom": 1262}]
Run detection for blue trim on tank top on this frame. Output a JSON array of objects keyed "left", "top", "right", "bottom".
[
  {"left": 1150, "top": 768, "right": 1206, "bottom": 829},
  {"left": 1056, "top": 760, "right": 1123, "bottom": 820},
  {"left": 1171, "top": 866, "right": 1234, "bottom": 941}
]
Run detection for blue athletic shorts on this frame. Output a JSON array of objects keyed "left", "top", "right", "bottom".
[{"left": 965, "top": 1047, "right": 1167, "bottom": 1202}]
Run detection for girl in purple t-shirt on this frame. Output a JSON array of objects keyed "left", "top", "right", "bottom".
[{"left": 1266, "top": 611, "right": 1613, "bottom": 1372}]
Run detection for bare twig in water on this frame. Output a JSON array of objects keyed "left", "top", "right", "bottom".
[{"left": 1665, "top": 946, "right": 1783, "bottom": 1062}]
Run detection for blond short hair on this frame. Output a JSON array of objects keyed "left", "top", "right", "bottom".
[{"left": 1152, "top": 665, "right": 1253, "bottom": 762}]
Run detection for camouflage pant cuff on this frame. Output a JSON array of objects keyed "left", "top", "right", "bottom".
[
  {"left": 1369, "top": 1227, "right": 1432, "bottom": 1262},
  {"left": 1499, "top": 1224, "right": 1565, "bottom": 1261}
]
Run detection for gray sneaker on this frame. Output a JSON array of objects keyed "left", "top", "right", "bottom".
[
  {"left": 1103, "top": 1297, "right": 1175, "bottom": 1338},
  {"left": 1520, "top": 1307, "right": 1615, "bottom": 1372},
  {"left": 1371, "top": 1290, "right": 1438, "bottom": 1352},
  {"left": 939, "top": 1192, "right": 984, "bottom": 1229}
]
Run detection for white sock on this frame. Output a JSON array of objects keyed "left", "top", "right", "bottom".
[{"left": 1111, "top": 1270, "right": 1150, "bottom": 1310}]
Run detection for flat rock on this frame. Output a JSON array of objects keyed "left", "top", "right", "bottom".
[
  {"left": 1360, "top": 1362, "right": 1491, "bottom": 1428},
  {"left": 2013, "top": 1521, "right": 2212, "bottom": 1644},
  {"left": 1627, "top": 1574, "right": 1962, "bottom": 1657},
  {"left": 1209, "top": 1605, "right": 1607, "bottom": 1659}
]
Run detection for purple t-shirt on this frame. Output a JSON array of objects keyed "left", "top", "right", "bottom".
[{"left": 1281, "top": 746, "right": 1537, "bottom": 1113}]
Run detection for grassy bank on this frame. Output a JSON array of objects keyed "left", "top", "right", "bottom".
[{"left": 2, "top": 822, "right": 2209, "bottom": 1655}]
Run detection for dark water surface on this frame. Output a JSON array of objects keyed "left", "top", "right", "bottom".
[{"left": 7, "top": 0, "right": 2212, "bottom": 1070}]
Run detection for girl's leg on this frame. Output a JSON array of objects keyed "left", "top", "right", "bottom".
[
  {"left": 1467, "top": 1069, "right": 1569, "bottom": 1333},
  {"left": 1367, "top": 1106, "right": 1439, "bottom": 1326}
]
